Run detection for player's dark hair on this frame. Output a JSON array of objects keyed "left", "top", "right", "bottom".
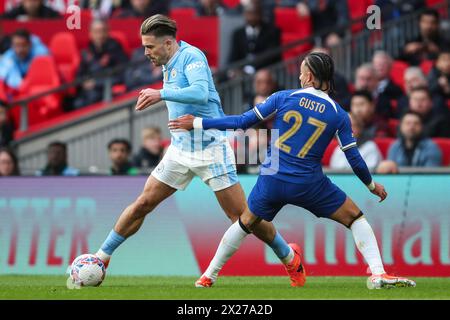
[
  {"left": 12, "top": 29, "right": 31, "bottom": 42},
  {"left": 352, "top": 90, "right": 373, "bottom": 103},
  {"left": 410, "top": 85, "right": 432, "bottom": 99},
  {"left": 108, "top": 138, "right": 132, "bottom": 153},
  {"left": 419, "top": 8, "right": 439, "bottom": 21},
  {"left": 48, "top": 141, "right": 67, "bottom": 152},
  {"left": 303, "top": 52, "right": 335, "bottom": 93},
  {"left": 140, "top": 14, "right": 177, "bottom": 38}
]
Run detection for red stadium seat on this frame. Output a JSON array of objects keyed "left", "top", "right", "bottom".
[
  {"left": 170, "top": 8, "right": 196, "bottom": 19},
  {"left": 49, "top": 32, "right": 80, "bottom": 83},
  {"left": 426, "top": 0, "right": 448, "bottom": 18},
  {"left": 388, "top": 118, "right": 399, "bottom": 136},
  {"left": 374, "top": 137, "right": 395, "bottom": 159},
  {"left": 11, "top": 56, "right": 62, "bottom": 127},
  {"left": 432, "top": 138, "right": 450, "bottom": 165},
  {"left": 110, "top": 30, "right": 131, "bottom": 57},
  {"left": 420, "top": 59, "right": 434, "bottom": 76},
  {"left": 275, "top": 8, "right": 312, "bottom": 61},
  {"left": 222, "top": 0, "right": 240, "bottom": 8},
  {"left": 322, "top": 139, "right": 339, "bottom": 166},
  {"left": 390, "top": 60, "right": 409, "bottom": 93},
  {"left": 347, "top": 0, "right": 374, "bottom": 33}
]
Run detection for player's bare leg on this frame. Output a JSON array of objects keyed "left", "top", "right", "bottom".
[
  {"left": 329, "top": 197, "right": 416, "bottom": 289},
  {"left": 196, "top": 191, "right": 305, "bottom": 288},
  {"left": 95, "top": 176, "right": 177, "bottom": 266}
]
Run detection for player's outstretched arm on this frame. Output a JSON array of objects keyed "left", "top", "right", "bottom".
[
  {"left": 168, "top": 108, "right": 262, "bottom": 131},
  {"left": 344, "top": 147, "right": 387, "bottom": 202}
]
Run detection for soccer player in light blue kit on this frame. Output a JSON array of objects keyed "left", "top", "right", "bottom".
[
  {"left": 170, "top": 52, "right": 416, "bottom": 289},
  {"left": 73, "top": 15, "right": 304, "bottom": 287}
]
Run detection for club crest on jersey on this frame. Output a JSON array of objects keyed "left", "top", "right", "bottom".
[{"left": 171, "top": 69, "right": 177, "bottom": 79}]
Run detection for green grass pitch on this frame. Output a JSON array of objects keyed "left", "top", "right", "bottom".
[{"left": 0, "top": 276, "right": 449, "bottom": 300}]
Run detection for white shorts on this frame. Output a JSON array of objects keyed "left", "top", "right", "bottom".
[{"left": 151, "top": 142, "right": 238, "bottom": 192}]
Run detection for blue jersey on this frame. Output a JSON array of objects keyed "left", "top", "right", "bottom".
[
  {"left": 160, "top": 41, "right": 226, "bottom": 152},
  {"left": 201, "top": 87, "right": 372, "bottom": 186}
]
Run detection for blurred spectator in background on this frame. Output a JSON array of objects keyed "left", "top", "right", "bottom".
[
  {"left": 125, "top": 47, "right": 163, "bottom": 90},
  {"left": 408, "top": 86, "right": 450, "bottom": 137},
  {"left": 113, "top": 0, "right": 169, "bottom": 18},
  {"left": 36, "top": 142, "right": 79, "bottom": 176},
  {"left": 281, "top": 0, "right": 349, "bottom": 37},
  {"left": 376, "top": 0, "right": 425, "bottom": 22},
  {"left": 311, "top": 46, "right": 351, "bottom": 108},
  {"left": 73, "top": 20, "right": 128, "bottom": 109},
  {"left": 0, "top": 24, "right": 11, "bottom": 55},
  {"left": 245, "top": 68, "right": 278, "bottom": 106},
  {"left": 0, "top": 102, "right": 13, "bottom": 148},
  {"left": 1, "top": 0, "right": 61, "bottom": 20},
  {"left": 232, "top": 0, "right": 276, "bottom": 24},
  {"left": 428, "top": 51, "right": 450, "bottom": 100},
  {"left": 0, "top": 147, "right": 20, "bottom": 176},
  {"left": 330, "top": 114, "right": 382, "bottom": 171},
  {"left": 350, "top": 90, "right": 391, "bottom": 140},
  {"left": 108, "top": 138, "right": 139, "bottom": 175},
  {"left": 354, "top": 63, "right": 395, "bottom": 119},
  {"left": 196, "top": 0, "right": 227, "bottom": 16},
  {"left": 228, "top": 2, "right": 280, "bottom": 76},
  {"left": 372, "top": 51, "right": 404, "bottom": 117},
  {"left": 0, "top": 29, "right": 49, "bottom": 94},
  {"left": 385, "top": 111, "right": 442, "bottom": 167},
  {"left": 133, "top": 127, "right": 164, "bottom": 171},
  {"left": 397, "top": 67, "right": 445, "bottom": 117},
  {"left": 400, "top": 9, "right": 448, "bottom": 65}
]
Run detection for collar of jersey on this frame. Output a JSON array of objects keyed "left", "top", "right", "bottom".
[{"left": 163, "top": 41, "right": 186, "bottom": 71}]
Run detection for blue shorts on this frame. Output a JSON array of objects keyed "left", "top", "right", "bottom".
[{"left": 247, "top": 174, "right": 347, "bottom": 221}]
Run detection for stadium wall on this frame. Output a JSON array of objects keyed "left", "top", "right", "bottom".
[{"left": 0, "top": 174, "right": 449, "bottom": 277}]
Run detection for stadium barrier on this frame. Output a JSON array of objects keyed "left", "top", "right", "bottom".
[{"left": 1, "top": 174, "right": 449, "bottom": 277}]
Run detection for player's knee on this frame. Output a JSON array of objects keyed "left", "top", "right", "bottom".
[{"left": 346, "top": 211, "right": 364, "bottom": 228}]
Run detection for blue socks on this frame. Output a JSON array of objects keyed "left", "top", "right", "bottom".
[
  {"left": 268, "top": 231, "right": 291, "bottom": 260},
  {"left": 100, "top": 230, "right": 126, "bottom": 255}
]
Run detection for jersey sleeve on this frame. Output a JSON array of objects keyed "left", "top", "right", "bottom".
[
  {"left": 335, "top": 112, "right": 357, "bottom": 151},
  {"left": 160, "top": 50, "right": 209, "bottom": 105},
  {"left": 336, "top": 113, "right": 373, "bottom": 186},
  {"left": 252, "top": 92, "right": 280, "bottom": 120},
  {"left": 201, "top": 92, "right": 281, "bottom": 130}
]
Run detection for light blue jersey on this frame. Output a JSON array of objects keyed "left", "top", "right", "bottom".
[{"left": 160, "top": 41, "right": 226, "bottom": 152}]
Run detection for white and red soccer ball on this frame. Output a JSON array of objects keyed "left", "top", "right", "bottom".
[{"left": 69, "top": 254, "right": 106, "bottom": 287}]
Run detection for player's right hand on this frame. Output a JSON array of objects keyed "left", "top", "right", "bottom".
[
  {"left": 168, "top": 114, "right": 195, "bottom": 131},
  {"left": 370, "top": 182, "right": 387, "bottom": 202}
]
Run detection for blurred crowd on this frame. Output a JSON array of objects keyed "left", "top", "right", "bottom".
[{"left": 1, "top": 1, "right": 450, "bottom": 176}]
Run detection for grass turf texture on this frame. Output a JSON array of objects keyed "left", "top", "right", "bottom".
[{"left": 0, "top": 276, "right": 448, "bottom": 300}]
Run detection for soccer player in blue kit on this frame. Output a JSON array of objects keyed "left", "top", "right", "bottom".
[
  {"left": 69, "top": 15, "right": 305, "bottom": 288},
  {"left": 169, "top": 52, "right": 416, "bottom": 289}
]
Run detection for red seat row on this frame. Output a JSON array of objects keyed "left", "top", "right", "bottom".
[{"left": 322, "top": 137, "right": 450, "bottom": 166}]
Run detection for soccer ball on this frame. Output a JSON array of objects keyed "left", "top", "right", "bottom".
[{"left": 67, "top": 254, "right": 106, "bottom": 289}]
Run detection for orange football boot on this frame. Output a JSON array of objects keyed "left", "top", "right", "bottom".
[
  {"left": 195, "top": 275, "right": 214, "bottom": 288},
  {"left": 284, "top": 243, "right": 306, "bottom": 287}
]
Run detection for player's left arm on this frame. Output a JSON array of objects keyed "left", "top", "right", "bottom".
[
  {"left": 338, "top": 113, "right": 387, "bottom": 201},
  {"left": 160, "top": 52, "right": 210, "bottom": 105},
  {"left": 168, "top": 92, "right": 280, "bottom": 131}
]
